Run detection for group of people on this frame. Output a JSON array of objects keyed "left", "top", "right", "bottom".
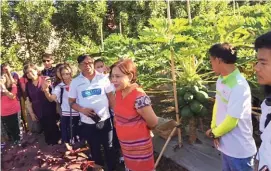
[
  {"left": 1, "top": 53, "right": 158, "bottom": 171},
  {"left": 1, "top": 31, "right": 271, "bottom": 171},
  {"left": 205, "top": 31, "right": 271, "bottom": 171}
]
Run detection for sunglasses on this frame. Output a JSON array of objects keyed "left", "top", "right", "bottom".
[{"left": 42, "top": 59, "right": 51, "bottom": 63}]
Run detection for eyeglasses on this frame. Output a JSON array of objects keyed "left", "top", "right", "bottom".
[
  {"left": 80, "top": 61, "right": 94, "bottom": 66},
  {"left": 42, "top": 60, "right": 51, "bottom": 63}
]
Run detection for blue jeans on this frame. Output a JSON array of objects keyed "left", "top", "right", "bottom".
[{"left": 222, "top": 153, "right": 254, "bottom": 171}]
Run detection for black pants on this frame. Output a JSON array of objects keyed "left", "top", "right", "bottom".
[
  {"left": 82, "top": 118, "right": 115, "bottom": 171},
  {"left": 60, "top": 116, "right": 80, "bottom": 143},
  {"left": 40, "top": 114, "right": 60, "bottom": 145},
  {"left": 1, "top": 113, "right": 20, "bottom": 142},
  {"left": 111, "top": 116, "right": 121, "bottom": 150}
]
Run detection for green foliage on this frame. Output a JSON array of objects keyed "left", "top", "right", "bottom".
[
  {"left": 1, "top": 1, "right": 56, "bottom": 68},
  {"left": 1, "top": 0, "right": 270, "bottom": 96}
]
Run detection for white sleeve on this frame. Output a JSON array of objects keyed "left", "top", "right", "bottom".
[
  {"left": 227, "top": 84, "right": 251, "bottom": 119},
  {"left": 68, "top": 80, "right": 77, "bottom": 99},
  {"left": 104, "top": 77, "right": 114, "bottom": 93},
  {"left": 52, "top": 85, "right": 61, "bottom": 102}
]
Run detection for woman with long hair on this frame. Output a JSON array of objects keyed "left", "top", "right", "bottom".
[
  {"left": 53, "top": 63, "right": 65, "bottom": 87},
  {"left": 24, "top": 63, "right": 60, "bottom": 145},
  {"left": 42, "top": 64, "right": 80, "bottom": 150}
]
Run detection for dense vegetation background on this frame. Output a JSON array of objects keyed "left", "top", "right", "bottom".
[{"left": 1, "top": 0, "right": 271, "bottom": 90}]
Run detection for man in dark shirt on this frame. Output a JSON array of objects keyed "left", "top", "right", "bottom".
[{"left": 41, "top": 53, "right": 55, "bottom": 78}]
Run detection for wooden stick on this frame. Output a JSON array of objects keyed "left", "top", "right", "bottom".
[
  {"left": 167, "top": 0, "right": 182, "bottom": 147},
  {"left": 155, "top": 127, "right": 177, "bottom": 168}
]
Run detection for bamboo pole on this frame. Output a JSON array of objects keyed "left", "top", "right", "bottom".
[
  {"left": 167, "top": 0, "right": 182, "bottom": 147},
  {"left": 155, "top": 127, "right": 177, "bottom": 168}
]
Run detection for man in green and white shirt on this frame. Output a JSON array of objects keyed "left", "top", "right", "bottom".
[{"left": 206, "top": 43, "right": 256, "bottom": 171}]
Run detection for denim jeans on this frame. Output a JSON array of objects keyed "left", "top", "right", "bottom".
[{"left": 222, "top": 153, "right": 255, "bottom": 171}]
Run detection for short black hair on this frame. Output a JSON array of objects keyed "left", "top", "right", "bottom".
[
  {"left": 255, "top": 31, "right": 271, "bottom": 52},
  {"left": 94, "top": 59, "right": 104, "bottom": 65},
  {"left": 42, "top": 53, "right": 54, "bottom": 60},
  {"left": 77, "top": 54, "right": 92, "bottom": 64},
  {"left": 209, "top": 43, "right": 237, "bottom": 64}
]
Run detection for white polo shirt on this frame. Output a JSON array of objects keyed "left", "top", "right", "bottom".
[
  {"left": 68, "top": 72, "right": 114, "bottom": 124},
  {"left": 215, "top": 69, "right": 256, "bottom": 158}
]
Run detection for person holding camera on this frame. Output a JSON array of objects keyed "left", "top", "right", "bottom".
[
  {"left": 42, "top": 64, "right": 80, "bottom": 150},
  {"left": 1, "top": 64, "right": 21, "bottom": 145},
  {"left": 68, "top": 54, "right": 116, "bottom": 171},
  {"left": 24, "top": 63, "right": 60, "bottom": 145}
]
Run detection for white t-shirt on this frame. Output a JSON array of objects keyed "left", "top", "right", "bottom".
[
  {"left": 215, "top": 69, "right": 256, "bottom": 158},
  {"left": 258, "top": 122, "right": 271, "bottom": 170},
  {"left": 258, "top": 99, "right": 271, "bottom": 170},
  {"left": 68, "top": 72, "right": 114, "bottom": 124},
  {"left": 260, "top": 99, "right": 271, "bottom": 133},
  {"left": 52, "top": 82, "right": 79, "bottom": 116}
]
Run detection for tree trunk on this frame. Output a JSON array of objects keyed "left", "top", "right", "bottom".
[
  {"left": 187, "top": 0, "right": 192, "bottom": 25},
  {"left": 119, "top": 18, "right": 122, "bottom": 35},
  {"left": 189, "top": 117, "right": 197, "bottom": 144},
  {"left": 100, "top": 21, "right": 104, "bottom": 51}
]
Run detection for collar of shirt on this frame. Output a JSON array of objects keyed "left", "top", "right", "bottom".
[{"left": 79, "top": 71, "right": 104, "bottom": 83}]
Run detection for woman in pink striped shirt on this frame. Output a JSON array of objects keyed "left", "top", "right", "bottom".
[{"left": 1, "top": 65, "right": 20, "bottom": 144}]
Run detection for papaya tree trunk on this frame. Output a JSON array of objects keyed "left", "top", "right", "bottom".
[
  {"left": 199, "top": 117, "right": 204, "bottom": 132},
  {"left": 189, "top": 116, "right": 197, "bottom": 144}
]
